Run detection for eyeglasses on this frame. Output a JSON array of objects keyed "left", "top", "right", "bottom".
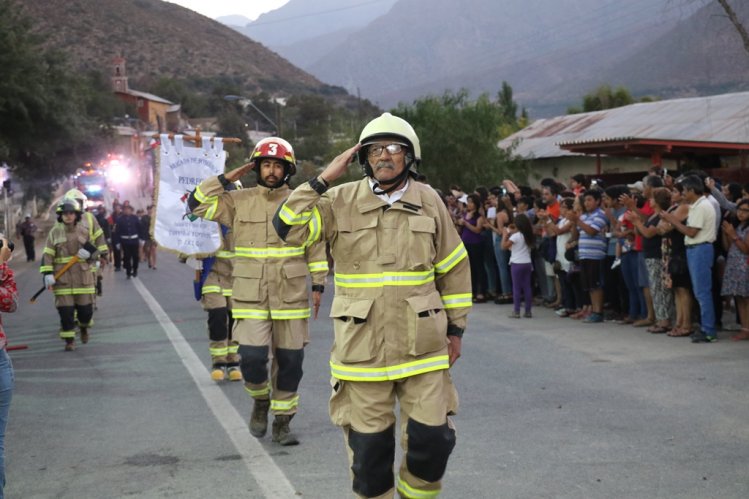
[{"left": 366, "top": 143, "right": 407, "bottom": 158}]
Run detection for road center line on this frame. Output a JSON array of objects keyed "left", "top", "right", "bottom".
[{"left": 133, "top": 278, "right": 298, "bottom": 498}]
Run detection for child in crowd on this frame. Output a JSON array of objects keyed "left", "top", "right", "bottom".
[{"left": 502, "top": 214, "right": 535, "bottom": 318}]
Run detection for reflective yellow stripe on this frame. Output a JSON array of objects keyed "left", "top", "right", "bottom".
[
  {"left": 217, "top": 251, "right": 234, "bottom": 258},
  {"left": 228, "top": 344, "right": 239, "bottom": 354},
  {"left": 232, "top": 309, "right": 270, "bottom": 320},
  {"left": 202, "top": 285, "right": 222, "bottom": 294},
  {"left": 334, "top": 270, "right": 434, "bottom": 288},
  {"left": 97, "top": 244, "right": 109, "bottom": 252},
  {"left": 210, "top": 346, "right": 229, "bottom": 357},
  {"left": 397, "top": 477, "right": 440, "bottom": 498},
  {"left": 279, "top": 204, "right": 312, "bottom": 225},
  {"left": 271, "top": 395, "right": 299, "bottom": 412},
  {"left": 234, "top": 246, "right": 305, "bottom": 258},
  {"left": 232, "top": 308, "right": 310, "bottom": 320},
  {"left": 308, "top": 260, "right": 329, "bottom": 273},
  {"left": 44, "top": 247, "right": 55, "bottom": 256},
  {"left": 435, "top": 243, "right": 468, "bottom": 274},
  {"left": 54, "top": 257, "right": 74, "bottom": 264},
  {"left": 441, "top": 293, "right": 473, "bottom": 309},
  {"left": 59, "top": 330, "right": 77, "bottom": 339},
  {"left": 245, "top": 384, "right": 270, "bottom": 397},
  {"left": 194, "top": 185, "right": 217, "bottom": 204},
  {"left": 330, "top": 355, "right": 449, "bottom": 382},
  {"left": 40, "top": 266, "right": 54, "bottom": 273},
  {"left": 53, "top": 287, "right": 96, "bottom": 296},
  {"left": 92, "top": 228, "right": 103, "bottom": 240},
  {"left": 222, "top": 290, "right": 233, "bottom": 297},
  {"left": 304, "top": 206, "right": 322, "bottom": 246},
  {"left": 271, "top": 308, "right": 310, "bottom": 320}
]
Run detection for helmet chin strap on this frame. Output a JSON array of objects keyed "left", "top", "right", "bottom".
[{"left": 371, "top": 160, "right": 414, "bottom": 195}]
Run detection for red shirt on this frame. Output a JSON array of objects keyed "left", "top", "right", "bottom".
[
  {"left": 634, "top": 200, "right": 654, "bottom": 252},
  {"left": 0, "top": 263, "right": 18, "bottom": 350}
]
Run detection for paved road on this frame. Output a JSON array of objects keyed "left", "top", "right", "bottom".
[{"left": 5, "top": 251, "right": 749, "bottom": 498}]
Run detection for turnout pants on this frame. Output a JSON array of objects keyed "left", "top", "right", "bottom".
[
  {"left": 234, "top": 318, "right": 307, "bottom": 416},
  {"left": 55, "top": 293, "right": 94, "bottom": 341},
  {"left": 202, "top": 292, "right": 238, "bottom": 368},
  {"left": 329, "top": 370, "right": 459, "bottom": 499}
]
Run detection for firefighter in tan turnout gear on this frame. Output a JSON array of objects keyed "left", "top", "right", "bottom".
[
  {"left": 273, "top": 113, "right": 472, "bottom": 498},
  {"left": 199, "top": 183, "right": 241, "bottom": 382},
  {"left": 188, "top": 137, "right": 328, "bottom": 446},
  {"left": 40, "top": 199, "right": 108, "bottom": 351},
  {"left": 64, "top": 189, "right": 109, "bottom": 296}
]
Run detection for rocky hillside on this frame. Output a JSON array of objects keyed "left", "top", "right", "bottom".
[{"left": 17, "top": 0, "right": 340, "bottom": 97}]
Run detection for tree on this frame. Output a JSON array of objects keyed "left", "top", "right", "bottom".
[
  {"left": 567, "top": 84, "right": 652, "bottom": 114},
  {"left": 393, "top": 88, "right": 528, "bottom": 191},
  {"left": 0, "top": 0, "right": 122, "bottom": 184}
]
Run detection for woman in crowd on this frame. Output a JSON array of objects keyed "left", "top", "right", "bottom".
[
  {"left": 628, "top": 188, "right": 675, "bottom": 333},
  {"left": 721, "top": 199, "right": 749, "bottom": 340},
  {"left": 487, "top": 189, "right": 514, "bottom": 303},
  {"left": 660, "top": 183, "right": 694, "bottom": 337},
  {"left": 502, "top": 214, "right": 535, "bottom": 318},
  {"left": 540, "top": 198, "right": 576, "bottom": 316},
  {"left": 458, "top": 193, "right": 487, "bottom": 302}
]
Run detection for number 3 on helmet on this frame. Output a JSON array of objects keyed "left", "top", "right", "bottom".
[{"left": 251, "top": 137, "right": 297, "bottom": 178}]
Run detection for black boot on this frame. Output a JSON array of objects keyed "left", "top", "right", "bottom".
[
  {"left": 272, "top": 414, "right": 299, "bottom": 446},
  {"left": 249, "top": 399, "right": 270, "bottom": 438}
]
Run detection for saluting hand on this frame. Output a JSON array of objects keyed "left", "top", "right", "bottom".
[
  {"left": 225, "top": 162, "right": 255, "bottom": 183},
  {"left": 319, "top": 144, "right": 361, "bottom": 185}
]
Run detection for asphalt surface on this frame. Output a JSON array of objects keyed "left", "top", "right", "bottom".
[{"left": 5, "top": 248, "right": 749, "bottom": 498}]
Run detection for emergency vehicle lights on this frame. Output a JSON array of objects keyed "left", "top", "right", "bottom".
[{"left": 107, "top": 162, "right": 130, "bottom": 186}]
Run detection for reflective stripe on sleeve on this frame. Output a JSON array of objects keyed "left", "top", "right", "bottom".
[
  {"left": 441, "top": 293, "right": 473, "bottom": 309},
  {"left": 217, "top": 250, "right": 234, "bottom": 258},
  {"left": 307, "top": 260, "right": 329, "bottom": 273},
  {"left": 330, "top": 355, "right": 450, "bottom": 382},
  {"left": 40, "top": 265, "right": 54, "bottom": 273},
  {"left": 304, "top": 206, "right": 322, "bottom": 246},
  {"left": 278, "top": 204, "right": 312, "bottom": 225},
  {"left": 201, "top": 285, "right": 222, "bottom": 295},
  {"left": 44, "top": 247, "right": 56, "bottom": 256},
  {"left": 435, "top": 243, "right": 468, "bottom": 274}
]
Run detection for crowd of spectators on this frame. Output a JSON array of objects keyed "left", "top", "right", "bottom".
[{"left": 439, "top": 169, "right": 749, "bottom": 343}]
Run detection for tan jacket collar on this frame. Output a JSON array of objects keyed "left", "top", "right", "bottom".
[{"left": 354, "top": 178, "right": 424, "bottom": 214}]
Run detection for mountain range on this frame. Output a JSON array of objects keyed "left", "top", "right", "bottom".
[
  {"left": 227, "top": 0, "right": 749, "bottom": 116},
  {"left": 17, "top": 0, "right": 339, "bottom": 100}
]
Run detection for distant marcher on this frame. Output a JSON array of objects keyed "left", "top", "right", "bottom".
[{"left": 16, "top": 214, "right": 37, "bottom": 261}]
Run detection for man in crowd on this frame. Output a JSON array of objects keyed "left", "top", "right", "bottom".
[{"left": 16, "top": 214, "right": 37, "bottom": 262}]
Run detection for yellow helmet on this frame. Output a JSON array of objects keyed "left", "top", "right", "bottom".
[
  {"left": 64, "top": 188, "right": 88, "bottom": 210},
  {"left": 357, "top": 113, "right": 421, "bottom": 178}
]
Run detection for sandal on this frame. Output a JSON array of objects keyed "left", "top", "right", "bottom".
[{"left": 667, "top": 328, "right": 693, "bottom": 337}]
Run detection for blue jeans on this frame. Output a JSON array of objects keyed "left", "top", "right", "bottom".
[
  {"left": 492, "top": 235, "right": 512, "bottom": 295},
  {"left": 686, "top": 243, "right": 715, "bottom": 336},
  {"left": 0, "top": 349, "right": 13, "bottom": 498}
]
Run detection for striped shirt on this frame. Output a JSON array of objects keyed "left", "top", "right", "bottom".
[{"left": 579, "top": 208, "right": 608, "bottom": 260}]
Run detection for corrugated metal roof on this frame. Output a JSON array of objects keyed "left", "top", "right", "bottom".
[{"left": 499, "top": 91, "right": 749, "bottom": 159}]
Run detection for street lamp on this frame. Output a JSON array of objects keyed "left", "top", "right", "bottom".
[{"left": 224, "top": 95, "right": 278, "bottom": 134}]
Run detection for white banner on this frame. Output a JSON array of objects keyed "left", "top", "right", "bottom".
[{"left": 154, "top": 135, "right": 224, "bottom": 255}]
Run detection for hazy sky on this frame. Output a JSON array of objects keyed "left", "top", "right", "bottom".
[{"left": 165, "top": 0, "right": 290, "bottom": 21}]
